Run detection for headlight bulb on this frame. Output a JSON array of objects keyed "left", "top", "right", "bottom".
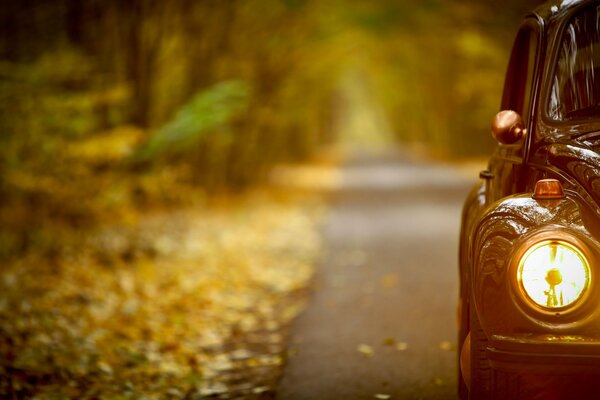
[{"left": 517, "top": 240, "right": 590, "bottom": 310}]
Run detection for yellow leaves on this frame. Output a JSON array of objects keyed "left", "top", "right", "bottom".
[
  {"left": 246, "top": 355, "right": 283, "bottom": 367},
  {"left": 357, "top": 344, "right": 374, "bottom": 358},
  {"left": 358, "top": 337, "right": 411, "bottom": 361},
  {"left": 379, "top": 273, "right": 399, "bottom": 288},
  {"left": 382, "top": 337, "right": 408, "bottom": 351},
  {"left": 395, "top": 342, "right": 409, "bottom": 351},
  {"left": 66, "top": 126, "right": 144, "bottom": 163},
  {"left": 198, "top": 382, "right": 228, "bottom": 397},
  {"left": 97, "top": 361, "right": 113, "bottom": 375},
  {"left": 0, "top": 191, "right": 323, "bottom": 397},
  {"left": 439, "top": 340, "right": 455, "bottom": 351},
  {"left": 252, "top": 386, "right": 270, "bottom": 394}
]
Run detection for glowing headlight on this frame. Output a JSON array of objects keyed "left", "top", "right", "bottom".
[{"left": 518, "top": 240, "right": 590, "bottom": 310}]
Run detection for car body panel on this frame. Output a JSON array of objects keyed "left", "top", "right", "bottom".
[{"left": 472, "top": 191, "right": 600, "bottom": 335}]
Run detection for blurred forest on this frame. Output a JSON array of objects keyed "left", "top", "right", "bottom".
[{"left": 0, "top": 0, "right": 544, "bottom": 260}]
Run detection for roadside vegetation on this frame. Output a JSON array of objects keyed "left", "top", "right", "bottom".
[{"left": 2, "top": 187, "right": 326, "bottom": 398}]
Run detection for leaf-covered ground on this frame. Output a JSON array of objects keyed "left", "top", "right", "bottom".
[{"left": 0, "top": 186, "right": 327, "bottom": 399}]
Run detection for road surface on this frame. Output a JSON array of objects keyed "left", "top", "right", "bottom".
[{"left": 277, "top": 152, "right": 476, "bottom": 400}]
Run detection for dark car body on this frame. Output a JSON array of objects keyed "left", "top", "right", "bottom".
[{"left": 458, "top": 0, "right": 600, "bottom": 398}]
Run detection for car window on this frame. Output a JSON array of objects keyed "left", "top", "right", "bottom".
[
  {"left": 548, "top": 5, "right": 600, "bottom": 121},
  {"left": 501, "top": 21, "right": 539, "bottom": 125}
]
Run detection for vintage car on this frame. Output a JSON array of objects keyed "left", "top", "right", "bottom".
[{"left": 458, "top": 0, "right": 600, "bottom": 398}]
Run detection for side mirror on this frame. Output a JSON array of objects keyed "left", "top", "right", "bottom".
[{"left": 491, "top": 110, "right": 526, "bottom": 145}]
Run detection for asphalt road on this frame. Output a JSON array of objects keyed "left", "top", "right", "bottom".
[{"left": 276, "top": 152, "right": 476, "bottom": 400}]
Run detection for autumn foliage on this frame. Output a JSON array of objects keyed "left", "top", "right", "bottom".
[{"left": 0, "top": 0, "right": 543, "bottom": 397}]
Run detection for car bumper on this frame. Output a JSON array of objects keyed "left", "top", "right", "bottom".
[
  {"left": 487, "top": 334, "right": 600, "bottom": 398},
  {"left": 488, "top": 333, "right": 600, "bottom": 372}
]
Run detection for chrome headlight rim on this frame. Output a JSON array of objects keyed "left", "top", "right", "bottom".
[{"left": 511, "top": 230, "right": 593, "bottom": 318}]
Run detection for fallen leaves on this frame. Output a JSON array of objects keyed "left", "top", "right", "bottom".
[
  {"left": 358, "top": 337, "right": 411, "bottom": 361},
  {"left": 382, "top": 337, "right": 408, "bottom": 351},
  {"left": 395, "top": 342, "right": 409, "bottom": 351},
  {"left": 357, "top": 344, "right": 374, "bottom": 358},
  {"left": 379, "top": 274, "right": 399, "bottom": 289},
  {"left": 0, "top": 192, "right": 324, "bottom": 398},
  {"left": 374, "top": 394, "right": 392, "bottom": 399},
  {"left": 439, "top": 340, "right": 455, "bottom": 351}
]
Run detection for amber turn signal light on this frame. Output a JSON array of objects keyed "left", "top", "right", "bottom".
[{"left": 533, "top": 178, "right": 565, "bottom": 200}]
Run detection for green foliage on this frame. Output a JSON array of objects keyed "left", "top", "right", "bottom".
[
  {"left": 347, "top": 0, "right": 544, "bottom": 157},
  {"left": 136, "top": 81, "right": 250, "bottom": 161},
  {"left": 0, "top": 0, "right": 547, "bottom": 255}
]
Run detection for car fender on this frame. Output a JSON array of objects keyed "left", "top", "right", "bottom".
[
  {"left": 459, "top": 181, "right": 487, "bottom": 301},
  {"left": 470, "top": 190, "right": 600, "bottom": 336}
]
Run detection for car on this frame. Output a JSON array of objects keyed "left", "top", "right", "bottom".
[{"left": 458, "top": 0, "right": 600, "bottom": 398}]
